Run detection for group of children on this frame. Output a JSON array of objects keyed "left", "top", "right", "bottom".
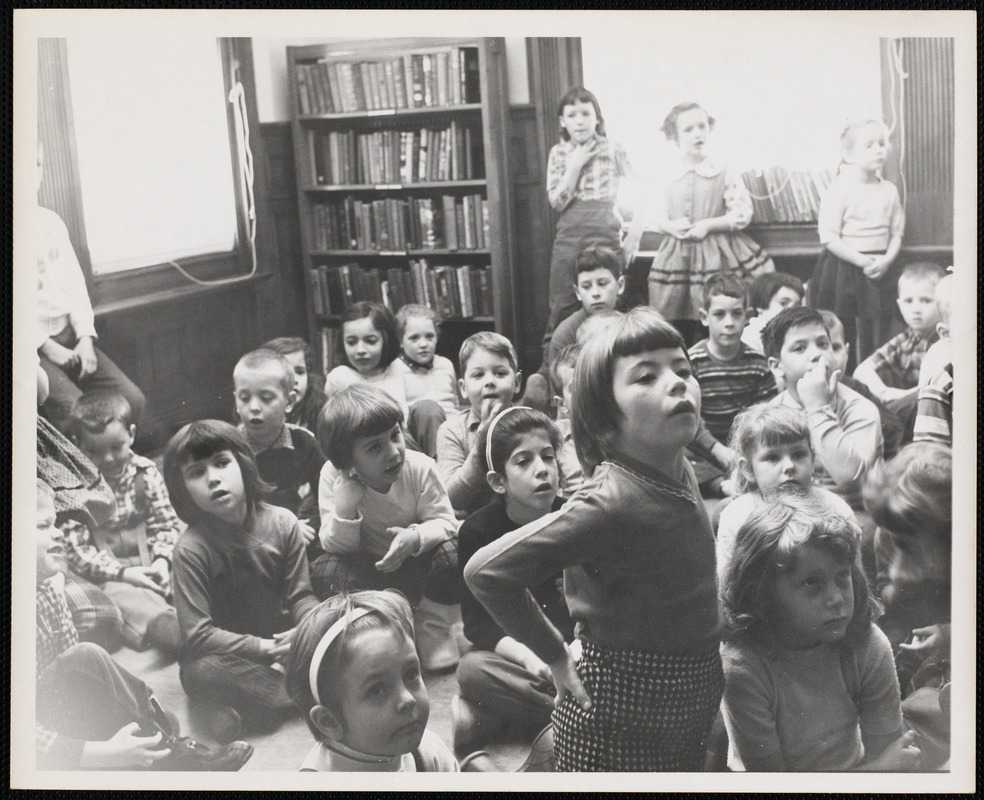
[{"left": 33, "top": 84, "right": 956, "bottom": 775}]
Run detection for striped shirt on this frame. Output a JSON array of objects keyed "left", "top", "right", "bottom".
[
  {"left": 546, "top": 136, "right": 629, "bottom": 212},
  {"left": 912, "top": 363, "right": 953, "bottom": 446},
  {"left": 863, "top": 327, "right": 939, "bottom": 390},
  {"left": 687, "top": 340, "right": 778, "bottom": 443}
]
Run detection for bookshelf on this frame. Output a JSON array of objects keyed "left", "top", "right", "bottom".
[{"left": 288, "top": 38, "right": 515, "bottom": 373}]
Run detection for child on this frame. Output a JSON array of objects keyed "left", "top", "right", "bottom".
[
  {"left": 35, "top": 479, "right": 253, "bottom": 771},
  {"left": 549, "top": 344, "right": 584, "bottom": 498},
  {"left": 311, "top": 385, "right": 462, "bottom": 672},
  {"left": 742, "top": 271, "right": 805, "bottom": 355},
  {"left": 808, "top": 119, "right": 905, "bottom": 368},
  {"left": 820, "top": 309, "right": 905, "bottom": 460},
  {"left": 913, "top": 272, "right": 955, "bottom": 445},
  {"left": 544, "top": 87, "right": 631, "bottom": 349},
  {"left": 717, "top": 403, "right": 855, "bottom": 577},
  {"left": 719, "top": 491, "right": 922, "bottom": 771},
  {"left": 164, "top": 420, "right": 319, "bottom": 743},
  {"left": 454, "top": 407, "right": 574, "bottom": 757},
  {"left": 524, "top": 245, "right": 625, "bottom": 409},
  {"left": 687, "top": 272, "right": 778, "bottom": 495},
  {"left": 285, "top": 591, "right": 458, "bottom": 772},
  {"left": 392, "top": 304, "right": 459, "bottom": 457},
  {"left": 644, "top": 102, "right": 774, "bottom": 344},
  {"left": 35, "top": 141, "right": 146, "bottom": 434},
  {"left": 853, "top": 261, "right": 945, "bottom": 419},
  {"left": 233, "top": 348, "right": 325, "bottom": 540},
  {"left": 436, "top": 331, "right": 522, "bottom": 519},
  {"left": 917, "top": 271, "right": 954, "bottom": 388},
  {"left": 262, "top": 336, "right": 329, "bottom": 436},
  {"left": 62, "top": 391, "right": 183, "bottom": 653},
  {"left": 762, "top": 306, "right": 883, "bottom": 513},
  {"left": 465, "top": 307, "right": 723, "bottom": 772}
]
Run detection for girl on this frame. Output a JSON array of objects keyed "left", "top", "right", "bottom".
[
  {"left": 263, "top": 336, "right": 329, "bottom": 435},
  {"left": 285, "top": 590, "right": 458, "bottom": 772},
  {"left": 163, "top": 420, "right": 319, "bottom": 743},
  {"left": 719, "top": 492, "right": 922, "bottom": 771},
  {"left": 544, "top": 87, "right": 631, "bottom": 345},
  {"left": 807, "top": 119, "right": 905, "bottom": 369},
  {"left": 465, "top": 307, "right": 723, "bottom": 772},
  {"left": 453, "top": 407, "right": 574, "bottom": 757},
  {"left": 644, "top": 102, "right": 774, "bottom": 345},
  {"left": 716, "top": 403, "right": 855, "bottom": 577}
]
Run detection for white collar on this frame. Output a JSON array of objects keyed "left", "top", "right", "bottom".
[{"left": 667, "top": 154, "right": 726, "bottom": 181}]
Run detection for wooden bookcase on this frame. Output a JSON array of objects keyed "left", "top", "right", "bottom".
[{"left": 287, "top": 38, "right": 515, "bottom": 371}]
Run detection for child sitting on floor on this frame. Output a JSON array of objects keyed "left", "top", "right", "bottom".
[
  {"left": 436, "top": 331, "right": 522, "bottom": 519},
  {"left": 233, "top": 348, "right": 325, "bottom": 541},
  {"left": 61, "top": 391, "right": 183, "bottom": 653},
  {"left": 453, "top": 407, "right": 574, "bottom": 758},
  {"left": 741, "top": 271, "right": 805, "bottom": 355},
  {"left": 719, "top": 490, "right": 922, "bottom": 771},
  {"left": 311, "top": 385, "right": 462, "bottom": 672},
  {"left": 164, "top": 420, "right": 319, "bottom": 744},
  {"left": 716, "top": 403, "right": 855, "bottom": 578},
  {"left": 285, "top": 590, "right": 459, "bottom": 772},
  {"left": 262, "top": 336, "right": 329, "bottom": 437},
  {"left": 913, "top": 273, "right": 955, "bottom": 446},
  {"left": 35, "top": 479, "right": 253, "bottom": 771}
]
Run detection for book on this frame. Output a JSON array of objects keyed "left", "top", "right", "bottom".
[
  {"left": 442, "top": 195, "right": 458, "bottom": 250},
  {"left": 295, "top": 64, "right": 311, "bottom": 115},
  {"left": 410, "top": 55, "right": 425, "bottom": 108},
  {"left": 456, "top": 265, "right": 473, "bottom": 317}
]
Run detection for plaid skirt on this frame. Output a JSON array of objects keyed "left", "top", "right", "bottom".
[{"left": 552, "top": 640, "right": 723, "bottom": 772}]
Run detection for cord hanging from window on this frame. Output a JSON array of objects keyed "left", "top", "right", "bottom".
[{"left": 167, "top": 76, "right": 258, "bottom": 286}]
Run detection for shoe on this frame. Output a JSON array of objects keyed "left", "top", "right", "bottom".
[
  {"left": 414, "top": 599, "right": 461, "bottom": 672},
  {"left": 459, "top": 750, "right": 495, "bottom": 772},
  {"left": 146, "top": 611, "right": 182, "bottom": 655},
  {"left": 451, "top": 694, "right": 495, "bottom": 757},
  {"left": 517, "top": 724, "right": 555, "bottom": 772},
  {"left": 152, "top": 736, "right": 253, "bottom": 771},
  {"left": 205, "top": 705, "right": 242, "bottom": 745}
]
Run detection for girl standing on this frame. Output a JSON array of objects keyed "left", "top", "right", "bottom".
[
  {"left": 645, "top": 102, "right": 774, "bottom": 344},
  {"left": 453, "top": 407, "right": 573, "bottom": 757},
  {"left": 719, "top": 492, "right": 922, "bottom": 771},
  {"left": 808, "top": 119, "right": 904, "bottom": 369},
  {"left": 465, "top": 307, "right": 723, "bottom": 772},
  {"left": 544, "top": 87, "right": 631, "bottom": 342}
]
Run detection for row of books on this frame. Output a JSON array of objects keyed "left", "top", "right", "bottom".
[
  {"left": 308, "top": 260, "right": 494, "bottom": 320},
  {"left": 295, "top": 46, "right": 481, "bottom": 115},
  {"left": 311, "top": 194, "right": 490, "bottom": 252},
  {"left": 311, "top": 122, "right": 483, "bottom": 186},
  {"left": 741, "top": 167, "right": 835, "bottom": 224}
]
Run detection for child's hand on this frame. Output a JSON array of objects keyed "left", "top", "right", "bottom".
[
  {"left": 269, "top": 627, "right": 297, "bottom": 663},
  {"left": 663, "top": 217, "right": 693, "bottom": 240},
  {"left": 712, "top": 442, "right": 738, "bottom": 472},
  {"left": 686, "top": 219, "right": 711, "bottom": 241},
  {"left": 567, "top": 637, "right": 583, "bottom": 663},
  {"left": 80, "top": 722, "right": 169, "bottom": 769},
  {"left": 866, "top": 730, "right": 922, "bottom": 771},
  {"left": 40, "top": 339, "right": 80, "bottom": 370},
  {"left": 796, "top": 358, "right": 840, "bottom": 412},
  {"left": 121, "top": 566, "right": 167, "bottom": 596},
  {"left": 720, "top": 478, "right": 737, "bottom": 497},
  {"left": 899, "top": 624, "right": 949, "bottom": 662},
  {"left": 880, "top": 386, "right": 919, "bottom": 414},
  {"left": 74, "top": 336, "right": 98, "bottom": 378},
  {"left": 548, "top": 645, "right": 592, "bottom": 711},
  {"left": 296, "top": 519, "right": 317, "bottom": 545},
  {"left": 150, "top": 558, "right": 171, "bottom": 598},
  {"left": 863, "top": 255, "right": 890, "bottom": 280},
  {"left": 523, "top": 651, "right": 553, "bottom": 685},
  {"left": 333, "top": 471, "right": 367, "bottom": 519},
  {"left": 375, "top": 526, "right": 421, "bottom": 573},
  {"left": 569, "top": 138, "right": 601, "bottom": 172}
]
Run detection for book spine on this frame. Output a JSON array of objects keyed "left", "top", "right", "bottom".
[
  {"left": 436, "top": 51, "right": 448, "bottom": 107},
  {"left": 326, "top": 63, "right": 343, "bottom": 114},
  {"left": 442, "top": 195, "right": 458, "bottom": 250},
  {"left": 456, "top": 265, "right": 472, "bottom": 317},
  {"left": 422, "top": 54, "right": 433, "bottom": 107},
  {"left": 309, "top": 269, "right": 323, "bottom": 316},
  {"left": 295, "top": 64, "right": 311, "bottom": 115},
  {"left": 411, "top": 55, "right": 424, "bottom": 108},
  {"left": 318, "top": 264, "right": 331, "bottom": 314},
  {"left": 480, "top": 199, "right": 490, "bottom": 250}
]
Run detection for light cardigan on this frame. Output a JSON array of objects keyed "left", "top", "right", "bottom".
[
  {"left": 318, "top": 449, "right": 458, "bottom": 559},
  {"left": 325, "top": 361, "right": 409, "bottom": 416}
]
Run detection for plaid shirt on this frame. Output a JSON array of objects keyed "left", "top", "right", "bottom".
[
  {"left": 36, "top": 573, "right": 82, "bottom": 763},
  {"left": 547, "top": 136, "right": 629, "bottom": 212},
  {"left": 865, "top": 327, "right": 938, "bottom": 390},
  {"left": 58, "top": 454, "right": 183, "bottom": 583}
]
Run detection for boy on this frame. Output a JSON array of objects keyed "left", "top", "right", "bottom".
[
  {"left": 549, "top": 344, "right": 584, "bottom": 499},
  {"left": 853, "top": 261, "right": 946, "bottom": 416},
  {"left": 35, "top": 480, "right": 253, "bottom": 771},
  {"left": 233, "top": 348, "right": 325, "bottom": 541},
  {"left": 63, "top": 390, "right": 182, "bottom": 653},
  {"left": 913, "top": 273, "right": 954, "bottom": 445},
  {"left": 741, "top": 271, "right": 805, "bottom": 355},
  {"left": 436, "top": 331, "right": 522, "bottom": 518},
  {"left": 763, "top": 306, "right": 883, "bottom": 511},
  {"left": 820, "top": 310, "right": 905, "bottom": 461},
  {"left": 523, "top": 245, "right": 625, "bottom": 409}
]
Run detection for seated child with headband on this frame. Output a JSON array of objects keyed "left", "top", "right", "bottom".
[{"left": 285, "top": 590, "right": 458, "bottom": 772}]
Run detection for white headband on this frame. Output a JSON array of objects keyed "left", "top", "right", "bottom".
[
  {"left": 308, "top": 607, "right": 372, "bottom": 705},
  {"left": 485, "top": 405, "right": 530, "bottom": 472}
]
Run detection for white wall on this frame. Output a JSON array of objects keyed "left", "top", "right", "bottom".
[{"left": 252, "top": 37, "right": 529, "bottom": 123}]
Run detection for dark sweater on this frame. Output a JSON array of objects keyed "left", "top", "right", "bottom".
[
  {"left": 173, "top": 503, "right": 319, "bottom": 663},
  {"left": 459, "top": 496, "right": 573, "bottom": 653},
  {"left": 253, "top": 424, "right": 325, "bottom": 529}
]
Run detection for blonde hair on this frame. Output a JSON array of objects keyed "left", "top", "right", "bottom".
[{"left": 728, "top": 404, "right": 812, "bottom": 495}]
